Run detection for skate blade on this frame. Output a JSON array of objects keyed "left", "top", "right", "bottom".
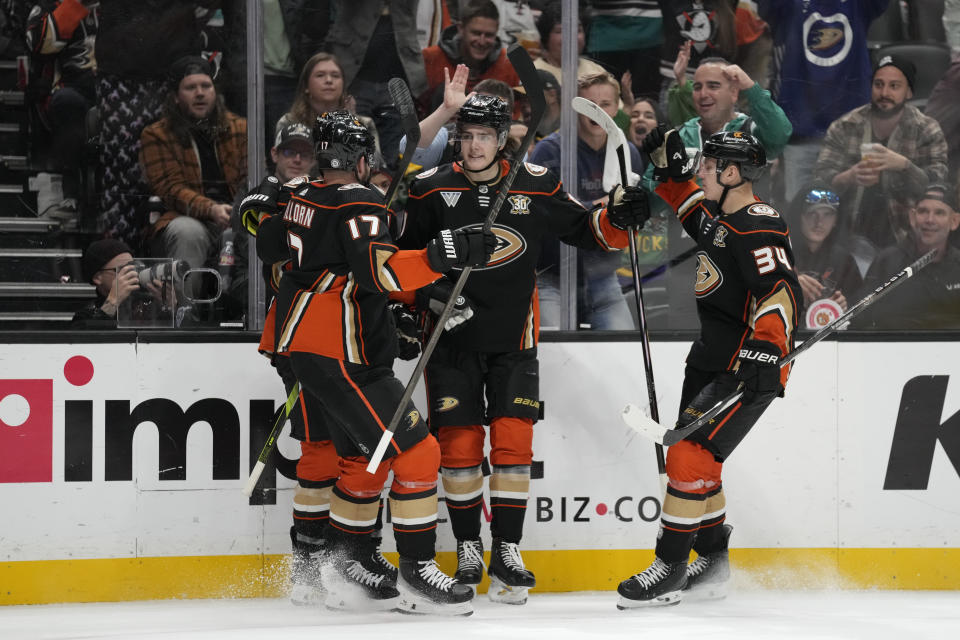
[
  {"left": 683, "top": 582, "right": 728, "bottom": 602},
  {"left": 289, "top": 583, "right": 324, "bottom": 606},
  {"left": 487, "top": 575, "right": 530, "bottom": 605},
  {"left": 324, "top": 589, "right": 398, "bottom": 612},
  {"left": 616, "top": 590, "right": 683, "bottom": 610},
  {"left": 396, "top": 583, "right": 474, "bottom": 616}
]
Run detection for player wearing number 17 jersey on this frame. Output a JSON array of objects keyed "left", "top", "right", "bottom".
[
  {"left": 617, "top": 129, "right": 802, "bottom": 609},
  {"left": 275, "top": 111, "right": 495, "bottom": 616}
]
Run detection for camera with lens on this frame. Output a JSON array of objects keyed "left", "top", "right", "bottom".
[{"left": 133, "top": 259, "right": 189, "bottom": 291}]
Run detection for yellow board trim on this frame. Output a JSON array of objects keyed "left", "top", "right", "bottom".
[{"left": 3, "top": 548, "right": 959, "bottom": 605}]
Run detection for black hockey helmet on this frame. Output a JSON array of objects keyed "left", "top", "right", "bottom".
[
  {"left": 312, "top": 110, "right": 375, "bottom": 172},
  {"left": 456, "top": 93, "right": 511, "bottom": 146},
  {"left": 701, "top": 130, "right": 766, "bottom": 181}
]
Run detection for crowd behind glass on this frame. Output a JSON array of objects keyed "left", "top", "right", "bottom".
[{"left": 3, "top": 0, "right": 958, "bottom": 333}]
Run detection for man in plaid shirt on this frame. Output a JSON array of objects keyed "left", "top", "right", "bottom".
[
  {"left": 813, "top": 55, "right": 947, "bottom": 250},
  {"left": 140, "top": 55, "right": 248, "bottom": 278}
]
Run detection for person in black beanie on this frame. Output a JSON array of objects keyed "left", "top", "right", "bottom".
[{"left": 72, "top": 239, "right": 136, "bottom": 327}]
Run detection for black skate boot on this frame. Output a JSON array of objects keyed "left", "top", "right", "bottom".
[
  {"left": 454, "top": 539, "right": 485, "bottom": 586},
  {"left": 289, "top": 528, "right": 327, "bottom": 606},
  {"left": 487, "top": 538, "right": 536, "bottom": 605},
  {"left": 616, "top": 557, "right": 687, "bottom": 609},
  {"left": 321, "top": 544, "right": 400, "bottom": 611},
  {"left": 684, "top": 524, "right": 732, "bottom": 601},
  {"left": 397, "top": 558, "right": 474, "bottom": 616},
  {"left": 359, "top": 536, "right": 398, "bottom": 588}
]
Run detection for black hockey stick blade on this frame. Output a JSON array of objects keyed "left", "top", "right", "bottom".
[
  {"left": 384, "top": 78, "right": 420, "bottom": 209},
  {"left": 366, "top": 45, "right": 546, "bottom": 473},
  {"left": 242, "top": 382, "right": 299, "bottom": 496},
  {"left": 622, "top": 247, "right": 939, "bottom": 447}
]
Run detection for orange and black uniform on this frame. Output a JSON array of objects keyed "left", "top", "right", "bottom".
[
  {"left": 653, "top": 178, "right": 802, "bottom": 562},
  {"left": 274, "top": 178, "right": 445, "bottom": 560},
  {"left": 401, "top": 160, "right": 631, "bottom": 544},
  {"left": 256, "top": 186, "right": 340, "bottom": 553}
]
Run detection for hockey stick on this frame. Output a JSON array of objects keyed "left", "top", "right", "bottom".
[
  {"left": 571, "top": 97, "right": 666, "bottom": 494},
  {"left": 384, "top": 78, "right": 420, "bottom": 209},
  {"left": 622, "top": 248, "right": 939, "bottom": 447},
  {"left": 366, "top": 44, "right": 547, "bottom": 472},
  {"left": 242, "top": 382, "right": 300, "bottom": 497}
]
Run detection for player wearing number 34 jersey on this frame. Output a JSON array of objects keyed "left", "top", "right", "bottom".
[{"left": 617, "top": 128, "right": 802, "bottom": 609}]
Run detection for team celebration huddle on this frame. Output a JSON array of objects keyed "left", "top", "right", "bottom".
[{"left": 236, "top": 34, "right": 934, "bottom": 615}]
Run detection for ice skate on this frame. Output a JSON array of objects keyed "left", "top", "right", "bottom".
[
  {"left": 617, "top": 557, "right": 687, "bottom": 609},
  {"left": 321, "top": 551, "right": 399, "bottom": 611},
  {"left": 454, "top": 539, "right": 485, "bottom": 586},
  {"left": 396, "top": 558, "right": 474, "bottom": 616},
  {"left": 361, "top": 538, "right": 398, "bottom": 588},
  {"left": 487, "top": 539, "right": 536, "bottom": 605},
  {"left": 684, "top": 525, "right": 732, "bottom": 601},
  {"left": 289, "top": 544, "right": 327, "bottom": 606}
]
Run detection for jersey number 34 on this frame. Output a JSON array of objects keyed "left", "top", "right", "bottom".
[{"left": 752, "top": 246, "right": 791, "bottom": 275}]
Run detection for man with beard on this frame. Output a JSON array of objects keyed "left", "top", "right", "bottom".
[
  {"left": 813, "top": 55, "right": 948, "bottom": 251},
  {"left": 140, "top": 55, "right": 247, "bottom": 276}
]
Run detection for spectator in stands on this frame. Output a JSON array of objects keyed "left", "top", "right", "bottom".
[
  {"left": 323, "top": 0, "right": 425, "bottom": 169},
  {"left": 25, "top": 0, "right": 98, "bottom": 222},
  {"left": 421, "top": 0, "right": 520, "bottom": 110},
  {"left": 399, "top": 64, "right": 517, "bottom": 169},
  {"left": 139, "top": 56, "right": 247, "bottom": 283},
  {"left": 791, "top": 186, "right": 863, "bottom": 313},
  {"left": 584, "top": 0, "right": 663, "bottom": 100},
  {"left": 759, "top": 1, "right": 890, "bottom": 202},
  {"left": 416, "top": 0, "right": 453, "bottom": 49},
  {"left": 650, "top": 57, "right": 792, "bottom": 192},
  {"left": 853, "top": 183, "right": 960, "bottom": 329},
  {"left": 813, "top": 55, "right": 949, "bottom": 251},
  {"left": 95, "top": 1, "right": 215, "bottom": 252},
  {"left": 627, "top": 96, "right": 662, "bottom": 148},
  {"left": 530, "top": 71, "right": 642, "bottom": 330},
  {"left": 535, "top": 3, "right": 608, "bottom": 88},
  {"left": 925, "top": 57, "right": 960, "bottom": 181},
  {"left": 516, "top": 68, "right": 560, "bottom": 139},
  {"left": 276, "top": 52, "right": 382, "bottom": 161},
  {"left": 72, "top": 238, "right": 172, "bottom": 327},
  {"left": 492, "top": 0, "right": 539, "bottom": 50}
]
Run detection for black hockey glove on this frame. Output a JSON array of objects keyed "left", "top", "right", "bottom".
[
  {"left": 239, "top": 175, "right": 281, "bottom": 237},
  {"left": 415, "top": 278, "right": 475, "bottom": 332},
  {"left": 607, "top": 185, "right": 651, "bottom": 230},
  {"left": 642, "top": 125, "right": 692, "bottom": 182},
  {"left": 390, "top": 303, "right": 421, "bottom": 361},
  {"left": 425, "top": 227, "right": 497, "bottom": 273},
  {"left": 735, "top": 339, "right": 783, "bottom": 398}
]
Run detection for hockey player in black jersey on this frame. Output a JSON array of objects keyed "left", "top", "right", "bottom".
[
  {"left": 400, "top": 94, "right": 651, "bottom": 604},
  {"left": 616, "top": 128, "right": 802, "bottom": 608},
  {"left": 270, "top": 111, "right": 497, "bottom": 615}
]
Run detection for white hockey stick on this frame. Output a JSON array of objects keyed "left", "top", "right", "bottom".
[
  {"left": 571, "top": 96, "right": 666, "bottom": 494},
  {"left": 621, "top": 248, "right": 939, "bottom": 446}
]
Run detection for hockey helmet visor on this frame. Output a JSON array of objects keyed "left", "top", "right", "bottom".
[{"left": 701, "top": 130, "right": 766, "bottom": 181}]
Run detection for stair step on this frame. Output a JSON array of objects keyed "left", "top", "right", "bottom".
[
  {"left": 0, "top": 248, "right": 82, "bottom": 258},
  {"left": 0, "top": 155, "right": 28, "bottom": 170},
  {"left": 0, "top": 122, "right": 20, "bottom": 133},
  {"left": 0, "top": 311, "right": 75, "bottom": 322},
  {"left": 0, "top": 90, "right": 25, "bottom": 106},
  {"left": 0, "top": 217, "right": 61, "bottom": 233},
  {"left": 0, "top": 282, "right": 95, "bottom": 298}
]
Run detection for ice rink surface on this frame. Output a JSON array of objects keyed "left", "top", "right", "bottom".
[{"left": 3, "top": 589, "right": 959, "bottom": 640}]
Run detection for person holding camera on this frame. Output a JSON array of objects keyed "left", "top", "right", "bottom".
[{"left": 72, "top": 239, "right": 174, "bottom": 328}]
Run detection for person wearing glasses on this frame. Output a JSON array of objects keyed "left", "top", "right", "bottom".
[{"left": 791, "top": 186, "right": 863, "bottom": 317}]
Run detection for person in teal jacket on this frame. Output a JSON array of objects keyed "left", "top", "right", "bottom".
[{"left": 643, "top": 57, "right": 791, "bottom": 195}]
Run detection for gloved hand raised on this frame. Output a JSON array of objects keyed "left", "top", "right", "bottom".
[
  {"left": 607, "top": 185, "right": 651, "bottom": 230},
  {"left": 239, "top": 175, "right": 281, "bottom": 237},
  {"left": 415, "top": 278, "right": 476, "bottom": 332},
  {"left": 642, "top": 125, "right": 693, "bottom": 182},
  {"left": 735, "top": 339, "right": 783, "bottom": 399},
  {"left": 390, "top": 303, "right": 421, "bottom": 360},
  {"left": 426, "top": 227, "right": 497, "bottom": 273}
]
